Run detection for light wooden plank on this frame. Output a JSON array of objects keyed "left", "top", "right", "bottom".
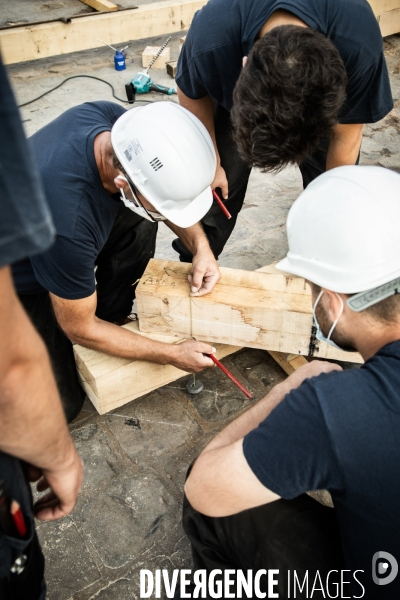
[
  {"left": 136, "top": 259, "right": 363, "bottom": 364},
  {"left": 74, "top": 321, "right": 240, "bottom": 414},
  {"left": 80, "top": 0, "right": 118, "bottom": 11},
  {"left": 142, "top": 46, "right": 171, "bottom": 69},
  {"left": 376, "top": 7, "right": 400, "bottom": 36},
  {"left": 267, "top": 351, "right": 308, "bottom": 375},
  {"left": 0, "top": 0, "right": 208, "bottom": 65},
  {"left": 368, "top": 0, "right": 400, "bottom": 14},
  {"left": 166, "top": 60, "right": 178, "bottom": 78}
]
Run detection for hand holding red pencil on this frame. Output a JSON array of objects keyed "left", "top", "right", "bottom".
[{"left": 212, "top": 190, "right": 231, "bottom": 220}]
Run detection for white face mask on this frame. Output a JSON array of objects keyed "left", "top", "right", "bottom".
[
  {"left": 313, "top": 290, "right": 345, "bottom": 351},
  {"left": 116, "top": 175, "right": 166, "bottom": 222}
]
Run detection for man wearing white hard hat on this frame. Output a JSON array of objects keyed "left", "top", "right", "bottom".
[
  {"left": 179, "top": 166, "right": 400, "bottom": 599},
  {"left": 12, "top": 101, "right": 220, "bottom": 422}
]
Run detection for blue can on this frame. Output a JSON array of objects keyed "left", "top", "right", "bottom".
[{"left": 114, "top": 50, "right": 126, "bottom": 71}]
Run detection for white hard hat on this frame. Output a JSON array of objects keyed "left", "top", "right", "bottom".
[
  {"left": 276, "top": 166, "right": 400, "bottom": 293},
  {"left": 111, "top": 102, "right": 216, "bottom": 228}
]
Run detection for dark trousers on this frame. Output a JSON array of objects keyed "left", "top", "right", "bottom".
[
  {"left": 173, "top": 105, "right": 356, "bottom": 262},
  {"left": 0, "top": 453, "right": 46, "bottom": 600},
  {"left": 181, "top": 493, "right": 344, "bottom": 599},
  {"left": 19, "top": 205, "right": 158, "bottom": 423}
]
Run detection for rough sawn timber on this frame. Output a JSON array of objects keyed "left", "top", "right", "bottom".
[
  {"left": 0, "top": 0, "right": 207, "bottom": 65},
  {"left": 136, "top": 259, "right": 362, "bottom": 364},
  {"left": 74, "top": 321, "right": 240, "bottom": 414}
]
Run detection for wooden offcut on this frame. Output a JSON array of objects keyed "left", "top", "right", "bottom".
[
  {"left": 142, "top": 46, "right": 171, "bottom": 69},
  {"left": 74, "top": 321, "right": 240, "bottom": 414},
  {"left": 0, "top": 0, "right": 208, "bottom": 65},
  {"left": 136, "top": 259, "right": 363, "bottom": 364},
  {"left": 80, "top": 0, "right": 118, "bottom": 11},
  {"left": 166, "top": 60, "right": 178, "bottom": 78},
  {"left": 267, "top": 351, "right": 308, "bottom": 375}
]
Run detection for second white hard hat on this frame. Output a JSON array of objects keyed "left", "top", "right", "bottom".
[
  {"left": 276, "top": 165, "right": 400, "bottom": 293},
  {"left": 111, "top": 102, "right": 216, "bottom": 228}
]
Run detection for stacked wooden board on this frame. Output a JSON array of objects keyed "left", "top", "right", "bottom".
[
  {"left": 0, "top": 0, "right": 399, "bottom": 65},
  {"left": 75, "top": 260, "right": 362, "bottom": 414},
  {"left": 136, "top": 259, "right": 363, "bottom": 364},
  {"left": 74, "top": 321, "right": 240, "bottom": 414}
]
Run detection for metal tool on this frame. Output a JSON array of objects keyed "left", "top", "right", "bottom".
[
  {"left": 126, "top": 36, "right": 177, "bottom": 102},
  {"left": 186, "top": 374, "right": 204, "bottom": 395}
]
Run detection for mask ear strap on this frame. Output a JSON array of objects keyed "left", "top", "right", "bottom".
[
  {"left": 313, "top": 290, "right": 324, "bottom": 321},
  {"left": 327, "top": 294, "right": 344, "bottom": 341}
]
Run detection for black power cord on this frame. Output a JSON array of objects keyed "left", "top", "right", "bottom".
[{"left": 17, "top": 74, "right": 162, "bottom": 108}]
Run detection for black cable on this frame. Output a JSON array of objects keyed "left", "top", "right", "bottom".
[{"left": 17, "top": 74, "right": 160, "bottom": 108}]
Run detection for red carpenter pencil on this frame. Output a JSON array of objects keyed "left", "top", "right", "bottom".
[
  {"left": 10, "top": 500, "right": 27, "bottom": 537},
  {"left": 212, "top": 190, "right": 232, "bottom": 219},
  {"left": 208, "top": 354, "right": 253, "bottom": 399}
]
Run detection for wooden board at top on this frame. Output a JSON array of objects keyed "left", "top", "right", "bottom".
[
  {"left": 0, "top": 0, "right": 208, "bottom": 65},
  {"left": 80, "top": 0, "right": 118, "bottom": 11},
  {"left": 368, "top": 0, "right": 400, "bottom": 14},
  {"left": 136, "top": 259, "right": 363, "bottom": 364}
]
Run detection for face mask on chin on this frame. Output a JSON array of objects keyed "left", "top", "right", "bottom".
[
  {"left": 117, "top": 175, "right": 166, "bottom": 222},
  {"left": 313, "top": 290, "right": 346, "bottom": 351}
]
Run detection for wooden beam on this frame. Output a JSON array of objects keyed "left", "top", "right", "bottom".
[
  {"left": 74, "top": 321, "right": 240, "bottom": 414},
  {"left": 142, "top": 46, "right": 171, "bottom": 69},
  {"left": 136, "top": 259, "right": 363, "bottom": 364},
  {"left": 0, "top": 0, "right": 207, "bottom": 65},
  {"left": 368, "top": 0, "right": 400, "bottom": 13},
  {"left": 80, "top": 0, "right": 118, "bottom": 11},
  {"left": 267, "top": 351, "right": 308, "bottom": 375},
  {"left": 376, "top": 7, "right": 400, "bottom": 36},
  {"left": 166, "top": 60, "right": 178, "bottom": 78}
]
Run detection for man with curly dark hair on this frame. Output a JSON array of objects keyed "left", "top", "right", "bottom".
[{"left": 175, "top": 0, "right": 393, "bottom": 262}]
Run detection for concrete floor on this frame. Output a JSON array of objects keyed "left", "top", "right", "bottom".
[{"left": 5, "top": 20, "right": 400, "bottom": 600}]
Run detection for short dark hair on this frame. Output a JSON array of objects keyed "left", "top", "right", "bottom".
[
  {"left": 310, "top": 283, "right": 400, "bottom": 325},
  {"left": 231, "top": 25, "right": 347, "bottom": 171}
]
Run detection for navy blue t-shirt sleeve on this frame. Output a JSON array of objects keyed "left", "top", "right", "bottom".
[
  {"left": 243, "top": 377, "right": 345, "bottom": 498},
  {"left": 31, "top": 233, "right": 97, "bottom": 299},
  {"left": 340, "top": 53, "right": 393, "bottom": 124},
  {"left": 0, "top": 58, "right": 54, "bottom": 268},
  {"left": 176, "top": 28, "right": 209, "bottom": 99}
]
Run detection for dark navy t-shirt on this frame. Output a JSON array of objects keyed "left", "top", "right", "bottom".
[
  {"left": 243, "top": 341, "right": 400, "bottom": 598},
  {"left": 177, "top": 0, "right": 393, "bottom": 123},
  {"left": 12, "top": 101, "right": 125, "bottom": 298},
  {"left": 0, "top": 59, "right": 54, "bottom": 268}
]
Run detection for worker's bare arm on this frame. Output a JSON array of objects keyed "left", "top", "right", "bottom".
[
  {"left": 0, "top": 266, "right": 83, "bottom": 521},
  {"left": 185, "top": 360, "right": 342, "bottom": 516},
  {"left": 50, "top": 291, "right": 215, "bottom": 372},
  {"left": 165, "top": 221, "right": 221, "bottom": 296},
  {"left": 326, "top": 123, "right": 364, "bottom": 170},
  {"left": 177, "top": 86, "right": 228, "bottom": 198}
]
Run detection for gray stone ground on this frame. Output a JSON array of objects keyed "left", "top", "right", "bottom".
[{"left": 5, "top": 20, "right": 400, "bottom": 600}]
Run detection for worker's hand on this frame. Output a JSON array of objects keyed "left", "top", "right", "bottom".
[
  {"left": 28, "top": 447, "right": 84, "bottom": 521},
  {"left": 189, "top": 247, "right": 221, "bottom": 297},
  {"left": 170, "top": 340, "right": 216, "bottom": 373},
  {"left": 212, "top": 162, "right": 229, "bottom": 200},
  {"left": 286, "top": 360, "right": 342, "bottom": 392}
]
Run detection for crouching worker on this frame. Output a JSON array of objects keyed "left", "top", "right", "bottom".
[
  {"left": 12, "top": 101, "right": 220, "bottom": 422},
  {"left": 180, "top": 166, "right": 400, "bottom": 599}
]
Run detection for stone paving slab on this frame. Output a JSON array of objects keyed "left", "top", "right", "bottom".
[{"left": 6, "top": 15, "right": 400, "bottom": 598}]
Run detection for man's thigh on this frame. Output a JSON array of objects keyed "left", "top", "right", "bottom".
[
  {"left": 18, "top": 291, "right": 84, "bottom": 422},
  {"left": 0, "top": 453, "right": 45, "bottom": 600},
  {"left": 183, "top": 493, "right": 343, "bottom": 598}
]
